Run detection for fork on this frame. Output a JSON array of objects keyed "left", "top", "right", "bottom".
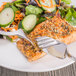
[
  {"left": 36, "top": 36, "right": 76, "bottom": 61},
  {"left": 0, "top": 29, "right": 33, "bottom": 44}
]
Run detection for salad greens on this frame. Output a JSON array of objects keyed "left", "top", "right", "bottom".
[
  {"left": 1, "top": 0, "right": 76, "bottom": 41},
  {"left": 25, "top": 5, "right": 43, "bottom": 15},
  {"left": 4, "top": 3, "right": 11, "bottom": 8},
  {"left": 59, "top": 6, "right": 76, "bottom": 26},
  {"left": 6, "top": 36, "right": 13, "bottom": 42},
  {"left": 1, "top": 0, "right": 76, "bottom": 28},
  {"left": 37, "top": 17, "right": 46, "bottom": 24},
  {"left": 67, "top": 8, "right": 76, "bottom": 25},
  {"left": 61, "top": 0, "right": 71, "bottom": 4},
  {"left": 72, "top": 8, "right": 76, "bottom": 19},
  {"left": 3, "top": 1, "right": 24, "bottom": 10},
  {"left": 11, "top": 5, "right": 19, "bottom": 12},
  {"left": 65, "top": 9, "right": 72, "bottom": 21}
]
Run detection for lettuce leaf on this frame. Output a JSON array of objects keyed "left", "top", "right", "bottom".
[
  {"left": 37, "top": 17, "right": 46, "bottom": 24},
  {"left": 65, "top": 9, "right": 72, "bottom": 21},
  {"left": 68, "top": 19, "right": 76, "bottom": 26},
  {"left": 11, "top": 5, "right": 19, "bottom": 12},
  {"left": 59, "top": 6, "right": 76, "bottom": 26},
  {"left": 25, "top": 5, "right": 43, "bottom": 15},
  {"left": 61, "top": 0, "right": 71, "bottom": 4},
  {"left": 66, "top": 8, "right": 76, "bottom": 26},
  {"left": 70, "top": 8, "right": 76, "bottom": 19}
]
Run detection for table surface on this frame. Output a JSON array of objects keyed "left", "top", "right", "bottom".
[{"left": 0, "top": 62, "right": 76, "bottom": 76}]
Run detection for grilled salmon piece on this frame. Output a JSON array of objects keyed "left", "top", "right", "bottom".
[
  {"left": 28, "top": 17, "right": 76, "bottom": 44},
  {"left": 17, "top": 16, "right": 76, "bottom": 61},
  {"left": 17, "top": 39, "right": 46, "bottom": 61}
]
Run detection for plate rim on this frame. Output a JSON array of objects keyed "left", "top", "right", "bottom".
[{"left": 0, "top": 61, "right": 75, "bottom": 72}]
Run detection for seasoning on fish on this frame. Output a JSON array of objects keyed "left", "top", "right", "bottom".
[
  {"left": 17, "top": 38, "right": 46, "bottom": 61},
  {"left": 28, "top": 16, "right": 76, "bottom": 44}
]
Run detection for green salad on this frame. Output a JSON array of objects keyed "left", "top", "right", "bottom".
[{"left": 0, "top": 0, "right": 76, "bottom": 41}]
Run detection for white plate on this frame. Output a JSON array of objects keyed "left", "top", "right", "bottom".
[{"left": 0, "top": 0, "right": 76, "bottom": 72}]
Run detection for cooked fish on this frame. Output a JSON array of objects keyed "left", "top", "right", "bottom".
[
  {"left": 17, "top": 16, "right": 76, "bottom": 61},
  {"left": 28, "top": 16, "right": 76, "bottom": 44},
  {"left": 17, "top": 38, "right": 46, "bottom": 61}
]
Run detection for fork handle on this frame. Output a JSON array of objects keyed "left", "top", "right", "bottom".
[
  {"left": 67, "top": 52, "right": 76, "bottom": 62},
  {"left": 0, "top": 31, "right": 18, "bottom": 36},
  {"left": 70, "top": 56, "right": 76, "bottom": 62}
]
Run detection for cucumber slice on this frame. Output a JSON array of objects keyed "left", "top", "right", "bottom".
[
  {"left": 39, "top": 0, "right": 56, "bottom": 12},
  {"left": 22, "top": 14, "right": 37, "bottom": 33},
  {"left": 0, "top": 8, "right": 15, "bottom": 27}
]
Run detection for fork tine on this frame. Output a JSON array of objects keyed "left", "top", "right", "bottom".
[
  {"left": 38, "top": 40, "right": 59, "bottom": 48},
  {"left": 36, "top": 36, "right": 50, "bottom": 41},
  {"left": 36, "top": 36, "right": 60, "bottom": 49},
  {"left": 37, "top": 38, "right": 55, "bottom": 45},
  {"left": 36, "top": 36, "right": 55, "bottom": 41}
]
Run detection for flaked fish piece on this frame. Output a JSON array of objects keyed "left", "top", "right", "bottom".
[{"left": 17, "top": 38, "right": 46, "bottom": 61}]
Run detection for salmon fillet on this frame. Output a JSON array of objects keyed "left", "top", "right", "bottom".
[
  {"left": 28, "top": 17, "right": 76, "bottom": 44},
  {"left": 17, "top": 16, "right": 76, "bottom": 61},
  {"left": 17, "top": 39, "right": 46, "bottom": 61}
]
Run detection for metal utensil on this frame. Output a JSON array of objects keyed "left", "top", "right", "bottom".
[
  {"left": 36, "top": 36, "right": 61, "bottom": 48},
  {"left": 36, "top": 36, "right": 76, "bottom": 61},
  {"left": 0, "top": 29, "right": 33, "bottom": 44}
]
